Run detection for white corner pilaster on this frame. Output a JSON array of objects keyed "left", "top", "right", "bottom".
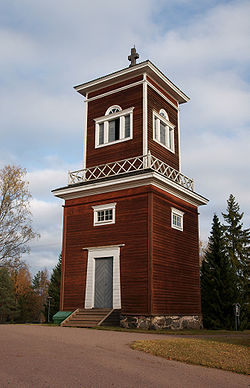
[
  {"left": 83, "top": 93, "right": 88, "bottom": 170},
  {"left": 143, "top": 73, "right": 148, "bottom": 157}
]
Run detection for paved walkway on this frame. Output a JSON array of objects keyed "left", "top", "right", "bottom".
[{"left": 0, "top": 325, "right": 249, "bottom": 388}]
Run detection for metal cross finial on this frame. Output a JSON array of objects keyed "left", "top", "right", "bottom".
[{"left": 128, "top": 46, "right": 139, "bottom": 67}]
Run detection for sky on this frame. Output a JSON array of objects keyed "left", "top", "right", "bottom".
[{"left": 0, "top": 0, "right": 249, "bottom": 275}]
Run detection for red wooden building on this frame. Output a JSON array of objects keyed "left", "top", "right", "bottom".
[{"left": 53, "top": 48, "right": 208, "bottom": 329}]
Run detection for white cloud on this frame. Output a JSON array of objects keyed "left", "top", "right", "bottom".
[{"left": 23, "top": 199, "right": 63, "bottom": 275}]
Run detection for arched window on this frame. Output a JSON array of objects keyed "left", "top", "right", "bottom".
[
  {"left": 105, "top": 105, "right": 122, "bottom": 115},
  {"left": 153, "top": 109, "right": 175, "bottom": 152},
  {"left": 95, "top": 105, "right": 134, "bottom": 147},
  {"left": 159, "top": 109, "right": 169, "bottom": 120}
]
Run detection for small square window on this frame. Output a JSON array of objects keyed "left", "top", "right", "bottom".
[
  {"left": 92, "top": 203, "right": 116, "bottom": 226},
  {"left": 171, "top": 207, "right": 184, "bottom": 231}
]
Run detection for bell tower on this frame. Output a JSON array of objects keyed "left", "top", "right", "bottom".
[{"left": 53, "top": 49, "right": 208, "bottom": 329}]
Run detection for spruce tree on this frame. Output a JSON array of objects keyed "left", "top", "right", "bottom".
[
  {"left": 201, "top": 214, "right": 235, "bottom": 329},
  {"left": 222, "top": 194, "right": 250, "bottom": 329},
  {"left": 48, "top": 254, "right": 62, "bottom": 319}
]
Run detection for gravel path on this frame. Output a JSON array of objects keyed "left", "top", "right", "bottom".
[{"left": 0, "top": 325, "right": 249, "bottom": 388}]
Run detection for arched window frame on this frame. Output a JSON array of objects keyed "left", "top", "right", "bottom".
[
  {"left": 95, "top": 105, "right": 134, "bottom": 148},
  {"left": 153, "top": 109, "right": 175, "bottom": 153},
  {"left": 105, "top": 105, "right": 122, "bottom": 115}
]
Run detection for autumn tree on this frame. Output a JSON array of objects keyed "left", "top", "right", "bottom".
[
  {"left": 0, "top": 165, "right": 39, "bottom": 263},
  {"left": 6, "top": 258, "right": 41, "bottom": 322}
]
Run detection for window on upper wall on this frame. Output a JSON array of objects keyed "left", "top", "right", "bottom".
[
  {"left": 95, "top": 105, "right": 134, "bottom": 148},
  {"left": 153, "top": 109, "right": 175, "bottom": 152},
  {"left": 92, "top": 203, "right": 117, "bottom": 226},
  {"left": 171, "top": 207, "right": 184, "bottom": 231}
]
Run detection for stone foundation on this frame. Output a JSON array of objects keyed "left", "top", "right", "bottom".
[{"left": 120, "top": 315, "right": 203, "bottom": 330}]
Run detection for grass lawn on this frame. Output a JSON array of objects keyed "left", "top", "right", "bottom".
[
  {"left": 92, "top": 325, "right": 250, "bottom": 336},
  {"left": 131, "top": 336, "right": 250, "bottom": 374}
]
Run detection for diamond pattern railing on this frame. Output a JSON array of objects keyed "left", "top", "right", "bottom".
[{"left": 68, "top": 153, "right": 194, "bottom": 191}]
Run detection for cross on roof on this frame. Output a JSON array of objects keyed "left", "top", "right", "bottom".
[{"left": 128, "top": 47, "right": 139, "bottom": 67}]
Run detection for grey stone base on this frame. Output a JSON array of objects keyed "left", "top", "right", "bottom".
[{"left": 120, "top": 314, "right": 203, "bottom": 330}]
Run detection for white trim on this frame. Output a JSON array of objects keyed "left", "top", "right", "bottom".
[
  {"left": 143, "top": 74, "right": 148, "bottom": 156},
  {"left": 177, "top": 108, "right": 181, "bottom": 172},
  {"left": 83, "top": 93, "right": 88, "bottom": 170},
  {"left": 171, "top": 207, "right": 184, "bottom": 231},
  {"left": 53, "top": 171, "right": 208, "bottom": 207},
  {"left": 92, "top": 202, "right": 116, "bottom": 226},
  {"left": 86, "top": 80, "right": 144, "bottom": 102},
  {"left": 147, "top": 61, "right": 189, "bottom": 103},
  {"left": 84, "top": 246, "right": 121, "bottom": 309}
]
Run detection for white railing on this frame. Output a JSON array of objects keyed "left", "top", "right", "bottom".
[{"left": 68, "top": 152, "right": 194, "bottom": 191}]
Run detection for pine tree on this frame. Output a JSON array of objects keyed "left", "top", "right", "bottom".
[
  {"left": 47, "top": 254, "right": 62, "bottom": 319},
  {"left": 201, "top": 214, "right": 236, "bottom": 329},
  {"left": 222, "top": 194, "right": 250, "bottom": 329}
]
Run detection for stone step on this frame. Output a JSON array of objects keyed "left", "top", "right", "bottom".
[{"left": 61, "top": 308, "right": 120, "bottom": 328}]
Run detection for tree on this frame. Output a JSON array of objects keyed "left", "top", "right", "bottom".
[
  {"left": 0, "top": 165, "right": 40, "bottom": 263},
  {"left": 7, "top": 258, "right": 41, "bottom": 322},
  {"left": 48, "top": 254, "right": 62, "bottom": 319},
  {"left": 0, "top": 267, "right": 16, "bottom": 322},
  {"left": 201, "top": 214, "right": 236, "bottom": 329},
  {"left": 32, "top": 269, "right": 49, "bottom": 321},
  {"left": 9, "top": 259, "right": 32, "bottom": 302},
  {"left": 222, "top": 194, "right": 250, "bottom": 329}
]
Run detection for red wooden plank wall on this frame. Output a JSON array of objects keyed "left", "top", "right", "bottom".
[
  {"left": 61, "top": 186, "right": 149, "bottom": 314},
  {"left": 151, "top": 186, "right": 201, "bottom": 315}
]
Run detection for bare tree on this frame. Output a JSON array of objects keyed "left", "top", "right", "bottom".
[{"left": 0, "top": 165, "right": 39, "bottom": 262}]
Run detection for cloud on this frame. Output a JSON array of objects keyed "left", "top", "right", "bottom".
[{"left": 23, "top": 199, "right": 63, "bottom": 275}]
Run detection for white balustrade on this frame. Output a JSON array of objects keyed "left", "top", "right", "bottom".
[{"left": 68, "top": 153, "right": 194, "bottom": 191}]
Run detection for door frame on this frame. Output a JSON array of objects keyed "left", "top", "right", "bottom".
[{"left": 84, "top": 245, "right": 122, "bottom": 309}]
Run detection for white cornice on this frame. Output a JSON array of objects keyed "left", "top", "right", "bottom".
[
  {"left": 74, "top": 60, "right": 189, "bottom": 104},
  {"left": 53, "top": 172, "right": 208, "bottom": 207}
]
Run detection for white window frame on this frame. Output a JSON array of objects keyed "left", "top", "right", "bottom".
[
  {"left": 153, "top": 109, "right": 175, "bottom": 153},
  {"left": 92, "top": 203, "right": 117, "bottom": 226},
  {"left": 171, "top": 207, "right": 184, "bottom": 231},
  {"left": 95, "top": 107, "right": 134, "bottom": 148}
]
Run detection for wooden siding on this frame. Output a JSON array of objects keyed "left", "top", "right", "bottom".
[
  {"left": 147, "top": 87, "right": 180, "bottom": 171},
  {"left": 151, "top": 186, "right": 201, "bottom": 315},
  {"left": 88, "top": 75, "right": 143, "bottom": 99},
  {"left": 61, "top": 184, "right": 201, "bottom": 316},
  {"left": 86, "top": 84, "right": 143, "bottom": 168},
  {"left": 62, "top": 186, "right": 149, "bottom": 315}
]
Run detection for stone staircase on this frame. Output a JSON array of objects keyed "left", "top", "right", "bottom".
[{"left": 61, "top": 308, "right": 120, "bottom": 328}]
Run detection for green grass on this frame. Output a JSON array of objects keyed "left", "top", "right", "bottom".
[
  {"left": 91, "top": 325, "right": 250, "bottom": 336},
  {"left": 131, "top": 336, "right": 250, "bottom": 374}
]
